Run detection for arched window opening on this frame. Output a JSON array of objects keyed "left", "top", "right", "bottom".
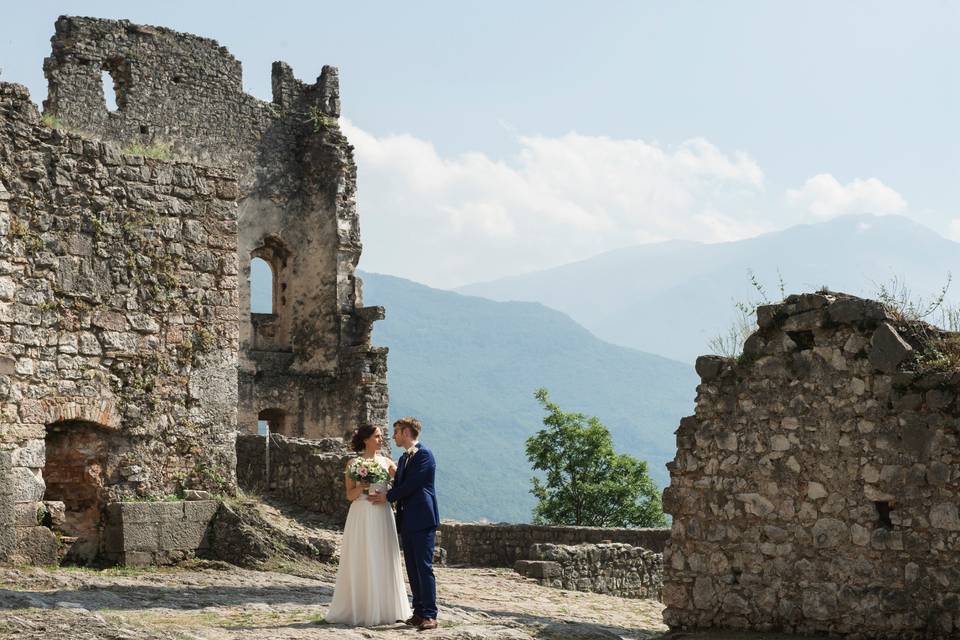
[
  {"left": 101, "top": 71, "right": 118, "bottom": 112},
  {"left": 101, "top": 57, "right": 131, "bottom": 113},
  {"left": 250, "top": 257, "right": 274, "bottom": 314},
  {"left": 44, "top": 420, "right": 116, "bottom": 565},
  {"left": 258, "top": 408, "right": 287, "bottom": 435}
]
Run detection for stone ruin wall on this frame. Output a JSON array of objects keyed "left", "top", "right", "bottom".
[
  {"left": 42, "top": 16, "right": 387, "bottom": 440},
  {"left": 0, "top": 15, "right": 387, "bottom": 566},
  {"left": 663, "top": 292, "right": 960, "bottom": 639},
  {"left": 235, "top": 432, "right": 352, "bottom": 525},
  {"left": 0, "top": 82, "right": 238, "bottom": 563}
]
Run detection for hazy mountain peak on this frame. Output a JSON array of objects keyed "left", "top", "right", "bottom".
[{"left": 456, "top": 215, "right": 959, "bottom": 362}]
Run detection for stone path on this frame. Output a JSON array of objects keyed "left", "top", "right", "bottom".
[{"left": 0, "top": 561, "right": 668, "bottom": 639}]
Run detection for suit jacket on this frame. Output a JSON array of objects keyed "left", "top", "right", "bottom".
[{"left": 387, "top": 443, "right": 440, "bottom": 532}]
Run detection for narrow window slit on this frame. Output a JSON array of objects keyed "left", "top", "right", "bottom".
[{"left": 875, "top": 501, "right": 894, "bottom": 529}]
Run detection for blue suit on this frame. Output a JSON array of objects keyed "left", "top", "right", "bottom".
[{"left": 387, "top": 444, "right": 439, "bottom": 620}]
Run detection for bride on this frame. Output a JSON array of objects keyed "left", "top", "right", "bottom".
[{"left": 325, "top": 425, "right": 412, "bottom": 626}]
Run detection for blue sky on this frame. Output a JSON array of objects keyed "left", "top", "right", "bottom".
[{"left": 2, "top": 2, "right": 958, "bottom": 286}]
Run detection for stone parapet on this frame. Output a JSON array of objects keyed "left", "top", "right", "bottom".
[
  {"left": 516, "top": 542, "right": 663, "bottom": 600},
  {"left": 439, "top": 521, "right": 671, "bottom": 567}
]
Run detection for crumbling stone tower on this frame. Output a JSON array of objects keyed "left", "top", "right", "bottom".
[
  {"left": 41, "top": 16, "right": 386, "bottom": 439},
  {"left": 0, "top": 16, "right": 386, "bottom": 565}
]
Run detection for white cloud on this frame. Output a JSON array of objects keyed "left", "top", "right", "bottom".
[
  {"left": 786, "top": 173, "right": 907, "bottom": 219},
  {"left": 344, "top": 120, "right": 768, "bottom": 288}
]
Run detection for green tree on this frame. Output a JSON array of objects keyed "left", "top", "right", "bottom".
[{"left": 525, "top": 388, "right": 667, "bottom": 527}]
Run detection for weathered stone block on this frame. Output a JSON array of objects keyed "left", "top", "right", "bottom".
[
  {"left": 869, "top": 323, "right": 914, "bottom": 373},
  {"left": 117, "top": 523, "right": 160, "bottom": 551},
  {"left": 0, "top": 452, "right": 14, "bottom": 562},
  {"left": 13, "top": 526, "right": 58, "bottom": 565},
  {"left": 930, "top": 503, "right": 960, "bottom": 531},
  {"left": 42, "top": 500, "right": 66, "bottom": 528},
  {"left": 11, "top": 466, "right": 45, "bottom": 502},
  {"left": 184, "top": 500, "right": 218, "bottom": 522},
  {"left": 695, "top": 355, "right": 728, "bottom": 382},
  {"left": 109, "top": 501, "right": 178, "bottom": 524},
  {"left": 14, "top": 502, "right": 41, "bottom": 526},
  {"left": 531, "top": 560, "right": 562, "bottom": 579},
  {"left": 10, "top": 438, "right": 45, "bottom": 468},
  {"left": 828, "top": 298, "right": 890, "bottom": 325},
  {"left": 782, "top": 309, "right": 825, "bottom": 332},
  {"left": 756, "top": 304, "right": 784, "bottom": 329},
  {"left": 159, "top": 520, "right": 210, "bottom": 551}
]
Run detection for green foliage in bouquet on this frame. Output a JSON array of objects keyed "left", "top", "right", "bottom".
[
  {"left": 525, "top": 388, "right": 667, "bottom": 528},
  {"left": 347, "top": 457, "right": 390, "bottom": 485}
]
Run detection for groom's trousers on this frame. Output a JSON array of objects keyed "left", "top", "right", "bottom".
[{"left": 401, "top": 527, "right": 437, "bottom": 619}]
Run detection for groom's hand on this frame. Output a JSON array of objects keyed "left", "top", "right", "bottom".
[{"left": 367, "top": 492, "right": 387, "bottom": 504}]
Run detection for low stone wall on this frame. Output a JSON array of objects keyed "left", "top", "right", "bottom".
[
  {"left": 236, "top": 433, "right": 352, "bottom": 525},
  {"left": 101, "top": 500, "right": 218, "bottom": 566},
  {"left": 439, "top": 521, "right": 671, "bottom": 567},
  {"left": 516, "top": 542, "right": 663, "bottom": 600}
]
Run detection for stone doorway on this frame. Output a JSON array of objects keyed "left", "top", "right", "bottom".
[{"left": 43, "top": 420, "right": 117, "bottom": 565}]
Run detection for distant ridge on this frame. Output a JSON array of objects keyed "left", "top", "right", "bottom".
[
  {"left": 359, "top": 272, "right": 696, "bottom": 523},
  {"left": 458, "top": 214, "right": 960, "bottom": 362}
]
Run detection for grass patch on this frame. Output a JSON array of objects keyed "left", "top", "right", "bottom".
[
  {"left": 121, "top": 141, "right": 172, "bottom": 160},
  {"left": 41, "top": 112, "right": 62, "bottom": 129},
  {"left": 916, "top": 333, "right": 960, "bottom": 372},
  {"left": 53, "top": 564, "right": 170, "bottom": 577}
]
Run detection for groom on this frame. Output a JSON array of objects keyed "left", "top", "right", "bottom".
[{"left": 369, "top": 416, "right": 439, "bottom": 631}]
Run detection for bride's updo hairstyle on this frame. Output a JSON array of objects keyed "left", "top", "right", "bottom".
[{"left": 351, "top": 424, "right": 378, "bottom": 453}]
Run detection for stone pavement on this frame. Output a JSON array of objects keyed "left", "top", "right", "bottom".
[{"left": 0, "top": 562, "right": 668, "bottom": 639}]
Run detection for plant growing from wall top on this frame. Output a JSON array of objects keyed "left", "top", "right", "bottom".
[{"left": 708, "top": 268, "right": 786, "bottom": 359}]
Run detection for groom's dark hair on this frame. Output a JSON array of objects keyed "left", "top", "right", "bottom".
[{"left": 394, "top": 416, "right": 422, "bottom": 438}]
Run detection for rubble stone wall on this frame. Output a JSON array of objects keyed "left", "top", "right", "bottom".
[
  {"left": 516, "top": 542, "right": 663, "bottom": 600},
  {"left": 236, "top": 433, "right": 352, "bottom": 525},
  {"left": 42, "top": 15, "right": 387, "bottom": 441},
  {"left": 439, "top": 521, "right": 671, "bottom": 567},
  {"left": 662, "top": 292, "right": 960, "bottom": 639},
  {"left": 0, "top": 81, "right": 239, "bottom": 563}
]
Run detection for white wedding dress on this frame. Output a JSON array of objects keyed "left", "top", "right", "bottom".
[{"left": 326, "top": 454, "right": 412, "bottom": 626}]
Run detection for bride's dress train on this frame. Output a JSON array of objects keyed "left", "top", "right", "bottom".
[{"left": 326, "top": 456, "right": 412, "bottom": 626}]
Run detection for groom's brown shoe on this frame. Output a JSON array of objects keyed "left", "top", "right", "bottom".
[
  {"left": 405, "top": 614, "right": 424, "bottom": 626},
  {"left": 418, "top": 619, "right": 438, "bottom": 631}
]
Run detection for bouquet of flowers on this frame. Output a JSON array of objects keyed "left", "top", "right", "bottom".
[{"left": 348, "top": 457, "right": 390, "bottom": 494}]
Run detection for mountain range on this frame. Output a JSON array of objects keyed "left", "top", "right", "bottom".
[
  {"left": 359, "top": 272, "right": 696, "bottom": 523},
  {"left": 457, "top": 215, "right": 960, "bottom": 363}
]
